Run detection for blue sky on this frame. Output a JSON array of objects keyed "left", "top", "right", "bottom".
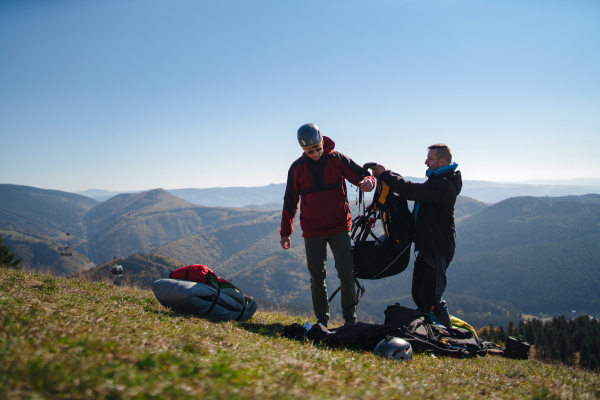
[{"left": 1, "top": 0, "right": 599, "bottom": 192}]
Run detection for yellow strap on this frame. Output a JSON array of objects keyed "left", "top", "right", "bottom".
[
  {"left": 378, "top": 182, "right": 390, "bottom": 205},
  {"left": 450, "top": 315, "right": 478, "bottom": 338}
]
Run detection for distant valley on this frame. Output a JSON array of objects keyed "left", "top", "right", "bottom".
[{"left": 1, "top": 182, "right": 599, "bottom": 328}]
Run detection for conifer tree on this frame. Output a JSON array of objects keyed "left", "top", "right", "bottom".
[
  {"left": 519, "top": 320, "right": 536, "bottom": 345},
  {"left": 0, "top": 236, "right": 21, "bottom": 268},
  {"left": 580, "top": 338, "right": 600, "bottom": 371},
  {"left": 537, "top": 329, "right": 550, "bottom": 359},
  {"left": 558, "top": 331, "right": 575, "bottom": 365},
  {"left": 498, "top": 326, "right": 507, "bottom": 344},
  {"left": 507, "top": 321, "right": 515, "bottom": 337}
]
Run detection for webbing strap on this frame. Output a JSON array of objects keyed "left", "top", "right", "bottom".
[
  {"left": 369, "top": 242, "right": 411, "bottom": 279},
  {"left": 351, "top": 205, "right": 378, "bottom": 243},
  {"left": 328, "top": 287, "right": 341, "bottom": 304},
  {"left": 236, "top": 300, "right": 249, "bottom": 321},
  {"left": 327, "top": 277, "right": 365, "bottom": 307},
  {"left": 204, "top": 284, "right": 221, "bottom": 315}
]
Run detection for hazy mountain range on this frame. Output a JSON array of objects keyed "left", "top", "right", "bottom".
[
  {"left": 77, "top": 178, "right": 600, "bottom": 206},
  {"left": 1, "top": 182, "right": 599, "bottom": 328}
]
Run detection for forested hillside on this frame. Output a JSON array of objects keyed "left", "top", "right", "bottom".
[
  {"left": 451, "top": 195, "right": 600, "bottom": 316},
  {"left": 83, "top": 188, "right": 278, "bottom": 263},
  {"left": 479, "top": 315, "right": 600, "bottom": 371},
  {"left": 0, "top": 230, "right": 93, "bottom": 275},
  {"left": 0, "top": 184, "right": 98, "bottom": 244},
  {"left": 0, "top": 185, "right": 277, "bottom": 272}
]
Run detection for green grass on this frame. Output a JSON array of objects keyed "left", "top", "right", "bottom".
[{"left": 1, "top": 268, "right": 599, "bottom": 400}]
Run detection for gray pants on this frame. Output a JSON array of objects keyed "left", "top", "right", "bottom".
[{"left": 304, "top": 231, "right": 357, "bottom": 326}]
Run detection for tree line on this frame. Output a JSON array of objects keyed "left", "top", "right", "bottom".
[{"left": 479, "top": 315, "right": 600, "bottom": 371}]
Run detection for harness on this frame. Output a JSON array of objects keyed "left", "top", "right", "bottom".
[{"left": 329, "top": 164, "right": 414, "bottom": 306}]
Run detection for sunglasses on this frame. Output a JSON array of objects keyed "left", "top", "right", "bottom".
[{"left": 306, "top": 146, "right": 323, "bottom": 155}]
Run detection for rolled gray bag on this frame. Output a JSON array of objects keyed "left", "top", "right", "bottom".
[{"left": 152, "top": 278, "right": 258, "bottom": 322}]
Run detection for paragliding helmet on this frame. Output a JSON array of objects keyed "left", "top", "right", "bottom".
[
  {"left": 374, "top": 336, "right": 413, "bottom": 361},
  {"left": 297, "top": 123, "right": 322, "bottom": 149}
]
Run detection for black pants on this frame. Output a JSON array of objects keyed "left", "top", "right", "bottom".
[{"left": 412, "top": 252, "right": 452, "bottom": 328}]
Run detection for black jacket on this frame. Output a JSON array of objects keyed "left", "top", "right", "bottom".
[{"left": 379, "top": 168, "right": 462, "bottom": 260}]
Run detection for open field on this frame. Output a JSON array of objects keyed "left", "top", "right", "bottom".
[{"left": 1, "top": 268, "right": 599, "bottom": 399}]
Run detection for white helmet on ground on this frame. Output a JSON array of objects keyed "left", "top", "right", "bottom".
[{"left": 374, "top": 336, "right": 413, "bottom": 361}]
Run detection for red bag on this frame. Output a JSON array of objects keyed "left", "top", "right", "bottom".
[
  {"left": 167, "top": 264, "right": 247, "bottom": 311},
  {"left": 169, "top": 264, "right": 230, "bottom": 286}
]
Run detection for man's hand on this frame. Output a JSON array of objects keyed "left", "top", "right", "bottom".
[
  {"left": 368, "top": 164, "right": 387, "bottom": 178},
  {"left": 280, "top": 236, "right": 291, "bottom": 249},
  {"left": 359, "top": 176, "right": 375, "bottom": 192}
]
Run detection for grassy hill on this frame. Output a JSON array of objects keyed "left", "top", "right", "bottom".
[{"left": 1, "top": 267, "right": 599, "bottom": 400}]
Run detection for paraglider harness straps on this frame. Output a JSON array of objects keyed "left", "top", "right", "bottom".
[
  {"left": 183, "top": 266, "right": 247, "bottom": 320},
  {"left": 236, "top": 300, "right": 249, "bottom": 322},
  {"left": 329, "top": 166, "right": 411, "bottom": 305},
  {"left": 351, "top": 171, "right": 411, "bottom": 279},
  {"left": 182, "top": 266, "right": 223, "bottom": 317},
  {"left": 327, "top": 166, "right": 373, "bottom": 307},
  {"left": 327, "top": 277, "right": 365, "bottom": 306},
  {"left": 351, "top": 190, "right": 381, "bottom": 245}
]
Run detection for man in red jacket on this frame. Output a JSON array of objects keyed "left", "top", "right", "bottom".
[{"left": 280, "top": 123, "right": 375, "bottom": 327}]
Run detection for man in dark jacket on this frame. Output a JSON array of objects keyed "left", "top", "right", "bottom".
[
  {"left": 280, "top": 123, "right": 375, "bottom": 327},
  {"left": 369, "top": 144, "right": 461, "bottom": 328}
]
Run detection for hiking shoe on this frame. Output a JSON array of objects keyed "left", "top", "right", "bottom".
[
  {"left": 343, "top": 320, "right": 357, "bottom": 327},
  {"left": 316, "top": 319, "right": 328, "bottom": 328}
]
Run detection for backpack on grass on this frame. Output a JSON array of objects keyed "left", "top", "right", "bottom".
[
  {"left": 505, "top": 335, "right": 531, "bottom": 359},
  {"left": 383, "top": 303, "right": 485, "bottom": 358},
  {"left": 282, "top": 319, "right": 485, "bottom": 359},
  {"left": 153, "top": 264, "right": 258, "bottom": 322}
]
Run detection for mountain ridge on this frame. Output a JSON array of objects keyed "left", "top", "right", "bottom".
[
  {"left": 2, "top": 183, "right": 599, "bottom": 327},
  {"left": 74, "top": 178, "right": 600, "bottom": 206}
]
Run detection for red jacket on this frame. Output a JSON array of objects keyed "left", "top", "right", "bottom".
[{"left": 280, "top": 136, "right": 374, "bottom": 238}]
